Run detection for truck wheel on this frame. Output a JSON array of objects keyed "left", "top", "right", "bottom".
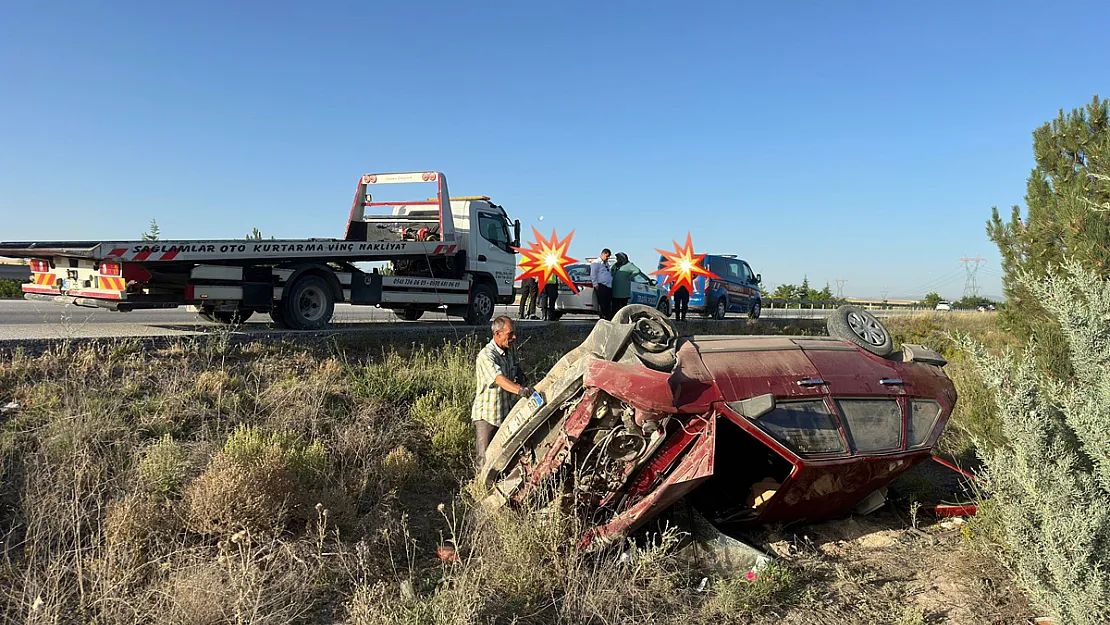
[
  {"left": 394, "top": 307, "right": 424, "bottom": 321},
  {"left": 212, "top": 310, "right": 253, "bottom": 325},
  {"left": 465, "top": 283, "right": 495, "bottom": 326},
  {"left": 281, "top": 275, "right": 335, "bottom": 331},
  {"left": 749, "top": 299, "right": 762, "bottom": 320},
  {"left": 827, "top": 305, "right": 893, "bottom": 357},
  {"left": 269, "top": 308, "right": 290, "bottom": 329},
  {"left": 713, "top": 297, "right": 728, "bottom": 320}
]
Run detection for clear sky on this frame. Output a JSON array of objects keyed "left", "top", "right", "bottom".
[{"left": 2, "top": 1, "right": 1106, "bottom": 300}]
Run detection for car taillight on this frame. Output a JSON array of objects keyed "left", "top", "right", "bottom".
[
  {"left": 30, "top": 259, "right": 50, "bottom": 273},
  {"left": 99, "top": 262, "right": 122, "bottom": 277}
]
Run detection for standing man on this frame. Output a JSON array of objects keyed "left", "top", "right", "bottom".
[
  {"left": 541, "top": 273, "right": 559, "bottom": 321},
  {"left": 610, "top": 252, "right": 639, "bottom": 313},
  {"left": 471, "top": 316, "right": 534, "bottom": 466},
  {"left": 673, "top": 284, "right": 690, "bottom": 321},
  {"left": 590, "top": 248, "right": 614, "bottom": 321},
  {"left": 518, "top": 276, "right": 539, "bottom": 320}
]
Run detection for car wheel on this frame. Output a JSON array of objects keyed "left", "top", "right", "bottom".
[
  {"left": 465, "top": 283, "right": 495, "bottom": 326},
  {"left": 280, "top": 275, "right": 335, "bottom": 331},
  {"left": 749, "top": 299, "right": 761, "bottom": 320},
  {"left": 656, "top": 297, "right": 672, "bottom": 317},
  {"left": 827, "top": 305, "right": 893, "bottom": 357},
  {"left": 614, "top": 304, "right": 678, "bottom": 371},
  {"left": 713, "top": 297, "right": 728, "bottom": 320},
  {"left": 394, "top": 307, "right": 424, "bottom": 321}
]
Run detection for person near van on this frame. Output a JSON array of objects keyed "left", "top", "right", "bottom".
[
  {"left": 541, "top": 273, "right": 559, "bottom": 320},
  {"left": 518, "top": 276, "right": 539, "bottom": 319},
  {"left": 471, "top": 316, "right": 534, "bottom": 465},
  {"left": 610, "top": 252, "right": 639, "bottom": 313},
  {"left": 673, "top": 284, "right": 690, "bottom": 321},
  {"left": 590, "top": 249, "right": 614, "bottom": 320}
]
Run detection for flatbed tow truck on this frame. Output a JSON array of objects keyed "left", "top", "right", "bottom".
[{"left": 0, "top": 171, "right": 521, "bottom": 329}]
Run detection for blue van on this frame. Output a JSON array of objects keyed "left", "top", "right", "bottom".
[{"left": 658, "top": 254, "right": 762, "bottom": 319}]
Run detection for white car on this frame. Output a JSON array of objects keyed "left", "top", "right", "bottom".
[
  {"left": 935, "top": 301, "right": 953, "bottom": 311},
  {"left": 550, "top": 263, "right": 672, "bottom": 319}
]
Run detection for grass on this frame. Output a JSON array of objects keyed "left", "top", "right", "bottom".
[{"left": 0, "top": 314, "right": 1023, "bottom": 623}]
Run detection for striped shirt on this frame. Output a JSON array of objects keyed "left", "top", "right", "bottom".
[{"left": 471, "top": 339, "right": 520, "bottom": 426}]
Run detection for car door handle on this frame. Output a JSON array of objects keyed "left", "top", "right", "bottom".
[
  {"left": 879, "top": 378, "right": 903, "bottom": 385},
  {"left": 478, "top": 255, "right": 487, "bottom": 262},
  {"left": 797, "top": 378, "right": 827, "bottom": 387}
]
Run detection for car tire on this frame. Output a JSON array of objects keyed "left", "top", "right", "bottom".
[
  {"left": 712, "top": 297, "right": 728, "bottom": 320},
  {"left": 656, "top": 297, "right": 672, "bottom": 317},
  {"left": 614, "top": 304, "right": 678, "bottom": 371},
  {"left": 280, "top": 275, "right": 335, "bottom": 331},
  {"left": 465, "top": 283, "right": 496, "bottom": 326},
  {"left": 394, "top": 307, "right": 424, "bottom": 321},
  {"left": 749, "top": 299, "right": 761, "bottom": 320},
  {"left": 827, "top": 305, "right": 893, "bottom": 357}
]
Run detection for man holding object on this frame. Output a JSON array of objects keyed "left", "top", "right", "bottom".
[{"left": 471, "top": 316, "right": 534, "bottom": 465}]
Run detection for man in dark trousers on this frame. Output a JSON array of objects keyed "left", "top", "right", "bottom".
[
  {"left": 541, "top": 274, "right": 559, "bottom": 320},
  {"left": 518, "top": 276, "right": 539, "bottom": 319},
  {"left": 673, "top": 284, "right": 690, "bottom": 321},
  {"left": 590, "top": 248, "right": 614, "bottom": 321}
]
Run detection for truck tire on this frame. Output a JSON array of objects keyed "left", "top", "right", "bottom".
[
  {"left": 827, "top": 305, "right": 893, "bottom": 357},
  {"left": 465, "top": 283, "right": 496, "bottom": 326},
  {"left": 212, "top": 310, "right": 253, "bottom": 325},
  {"left": 280, "top": 275, "right": 335, "bottom": 331},
  {"left": 269, "top": 307, "right": 290, "bottom": 329},
  {"left": 394, "top": 307, "right": 424, "bottom": 321}
]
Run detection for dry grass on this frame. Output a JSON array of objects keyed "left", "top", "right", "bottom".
[{"left": 0, "top": 317, "right": 1027, "bottom": 624}]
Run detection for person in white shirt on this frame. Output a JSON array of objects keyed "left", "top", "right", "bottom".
[{"left": 590, "top": 248, "right": 614, "bottom": 321}]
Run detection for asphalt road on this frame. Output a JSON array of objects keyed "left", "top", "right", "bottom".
[{"left": 0, "top": 299, "right": 925, "bottom": 341}]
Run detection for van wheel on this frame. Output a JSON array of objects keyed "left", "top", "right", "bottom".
[
  {"left": 749, "top": 299, "right": 761, "bottom": 320},
  {"left": 280, "top": 275, "right": 335, "bottom": 331},
  {"left": 713, "top": 297, "right": 728, "bottom": 320},
  {"left": 465, "top": 283, "right": 495, "bottom": 326},
  {"left": 827, "top": 305, "right": 893, "bottom": 357}
]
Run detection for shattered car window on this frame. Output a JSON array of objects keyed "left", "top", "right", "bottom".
[
  {"left": 837, "top": 399, "right": 902, "bottom": 452},
  {"left": 907, "top": 400, "right": 942, "bottom": 447},
  {"left": 755, "top": 400, "right": 845, "bottom": 455}
]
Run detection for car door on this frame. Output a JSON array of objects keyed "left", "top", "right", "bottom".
[
  {"left": 558, "top": 264, "right": 594, "bottom": 313},
  {"left": 725, "top": 260, "right": 750, "bottom": 312},
  {"left": 628, "top": 271, "right": 656, "bottom": 306}
]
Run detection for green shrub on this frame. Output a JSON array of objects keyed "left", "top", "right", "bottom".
[
  {"left": 964, "top": 261, "right": 1110, "bottom": 625},
  {"left": 0, "top": 278, "right": 23, "bottom": 299},
  {"left": 137, "top": 434, "right": 191, "bottom": 497},
  {"left": 223, "top": 424, "right": 328, "bottom": 485}
]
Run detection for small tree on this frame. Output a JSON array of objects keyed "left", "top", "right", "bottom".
[
  {"left": 964, "top": 261, "right": 1110, "bottom": 625},
  {"left": 920, "top": 292, "right": 942, "bottom": 308},
  {"left": 142, "top": 218, "right": 161, "bottom": 241},
  {"left": 247, "top": 228, "right": 263, "bottom": 240}
]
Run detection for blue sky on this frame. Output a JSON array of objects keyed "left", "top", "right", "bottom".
[{"left": 2, "top": 1, "right": 1106, "bottom": 300}]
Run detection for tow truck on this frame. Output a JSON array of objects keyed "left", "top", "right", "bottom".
[{"left": 0, "top": 171, "right": 520, "bottom": 329}]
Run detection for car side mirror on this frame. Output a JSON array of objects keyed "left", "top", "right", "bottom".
[
  {"left": 513, "top": 220, "right": 521, "bottom": 249},
  {"left": 755, "top": 273, "right": 762, "bottom": 283}
]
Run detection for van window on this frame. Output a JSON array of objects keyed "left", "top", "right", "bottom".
[
  {"left": 478, "top": 213, "right": 511, "bottom": 252},
  {"left": 741, "top": 262, "right": 754, "bottom": 282},
  {"left": 726, "top": 261, "right": 742, "bottom": 279}
]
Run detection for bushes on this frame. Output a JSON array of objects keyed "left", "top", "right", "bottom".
[{"left": 964, "top": 262, "right": 1110, "bottom": 625}]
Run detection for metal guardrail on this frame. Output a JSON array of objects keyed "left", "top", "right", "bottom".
[{"left": 764, "top": 299, "right": 930, "bottom": 311}]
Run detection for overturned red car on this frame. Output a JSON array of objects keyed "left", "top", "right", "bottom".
[{"left": 480, "top": 305, "right": 955, "bottom": 549}]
